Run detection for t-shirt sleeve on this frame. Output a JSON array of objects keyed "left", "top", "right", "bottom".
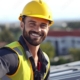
[{"left": 0, "top": 47, "right": 19, "bottom": 78}]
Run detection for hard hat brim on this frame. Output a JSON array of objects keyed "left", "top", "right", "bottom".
[{"left": 19, "top": 14, "right": 54, "bottom": 26}]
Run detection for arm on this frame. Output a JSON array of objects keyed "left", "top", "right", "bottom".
[
  {"left": 0, "top": 47, "right": 19, "bottom": 78},
  {"left": 0, "top": 57, "right": 9, "bottom": 78}
]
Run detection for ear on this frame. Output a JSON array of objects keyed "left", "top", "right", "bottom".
[{"left": 20, "top": 21, "right": 24, "bottom": 31}]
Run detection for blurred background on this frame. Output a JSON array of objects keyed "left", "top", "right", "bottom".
[{"left": 0, "top": 0, "right": 80, "bottom": 66}]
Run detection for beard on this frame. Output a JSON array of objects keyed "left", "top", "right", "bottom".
[{"left": 23, "top": 27, "right": 47, "bottom": 46}]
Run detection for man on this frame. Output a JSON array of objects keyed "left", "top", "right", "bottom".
[{"left": 0, "top": 0, "right": 53, "bottom": 80}]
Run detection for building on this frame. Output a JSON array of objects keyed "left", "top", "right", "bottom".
[{"left": 45, "top": 30, "right": 80, "bottom": 56}]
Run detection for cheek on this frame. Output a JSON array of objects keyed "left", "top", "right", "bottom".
[
  {"left": 44, "top": 28, "right": 49, "bottom": 35},
  {"left": 24, "top": 27, "right": 30, "bottom": 33}
]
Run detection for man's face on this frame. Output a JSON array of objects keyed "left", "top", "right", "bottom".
[{"left": 21, "top": 16, "right": 50, "bottom": 46}]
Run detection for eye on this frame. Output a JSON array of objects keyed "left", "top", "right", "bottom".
[
  {"left": 29, "top": 23, "right": 36, "bottom": 27},
  {"left": 40, "top": 24, "right": 47, "bottom": 29}
]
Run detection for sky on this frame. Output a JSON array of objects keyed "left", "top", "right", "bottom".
[{"left": 0, "top": 0, "right": 80, "bottom": 23}]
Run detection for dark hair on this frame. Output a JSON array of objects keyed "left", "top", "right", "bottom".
[
  {"left": 48, "top": 21, "right": 52, "bottom": 25},
  {"left": 22, "top": 15, "right": 27, "bottom": 23},
  {"left": 22, "top": 15, "right": 52, "bottom": 25}
]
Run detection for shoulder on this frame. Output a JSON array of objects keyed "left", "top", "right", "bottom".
[
  {"left": 0, "top": 41, "right": 19, "bottom": 53},
  {"left": 0, "top": 46, "right": 19, "bottom": 75},
  {"left": 42, "top": 52, "right": 50, "bottom": 79},
  {"left": 0, "top": 47, "right": 15, "bottom": 56},
  {"left": 43, "top": 52, "right": 50, "bottom": 63}
]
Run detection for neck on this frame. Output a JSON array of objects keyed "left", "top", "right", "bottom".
[
  {"left": 28, "top": 43, "right": 39, "bottom": 58},
  {"left": 23, "top": 37, "right": 40, "bottom": 66},
  {"left": 23, "top": 37, "right": 40, "bottom": 58}
]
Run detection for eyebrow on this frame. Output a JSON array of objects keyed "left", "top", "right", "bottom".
[
  {"left": 28, "top": 20, "right": 48, "bottom": 25},
  {"left": 28, "top": 20, "right": 36, "bottom": 23}
]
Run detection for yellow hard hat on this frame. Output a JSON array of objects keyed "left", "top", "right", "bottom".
[{"left": 19, "top": 0, "right": 54, "bottom": 26}]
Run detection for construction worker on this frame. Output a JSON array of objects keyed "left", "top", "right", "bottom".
[{"left": 0, "top": 0, "right": 53, "bottom": 80}]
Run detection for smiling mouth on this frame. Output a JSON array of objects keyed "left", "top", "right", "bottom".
[{"left": 30, "top": 33, "right": 41, "bottom": 39}]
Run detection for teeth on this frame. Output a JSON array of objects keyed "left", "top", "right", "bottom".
[{"left": 32, "top": 33, "right": 40, "bottom": 37}]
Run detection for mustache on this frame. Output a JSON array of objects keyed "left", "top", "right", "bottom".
[{"left": 29, "top": 31, "right": 43, "bottom": 36}]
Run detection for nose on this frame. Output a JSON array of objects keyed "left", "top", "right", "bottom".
[{"left": 34, "top": 26, "right": 41, "bottom": 32}]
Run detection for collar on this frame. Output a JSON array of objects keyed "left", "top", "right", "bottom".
[
  {"left": 18, "top": 35, "right": 48, "bottom": 64},
  {"left": 18, "top": 35, "right": 32, "bottom": 58}
]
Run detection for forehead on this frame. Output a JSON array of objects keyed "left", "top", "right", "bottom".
[{"left": 25, "top": 16, "right": 49, "bottom": 24}]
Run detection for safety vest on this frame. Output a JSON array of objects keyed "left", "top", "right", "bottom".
[{"left": 0, "top": 41, "right": 50, "bottom": 80}]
